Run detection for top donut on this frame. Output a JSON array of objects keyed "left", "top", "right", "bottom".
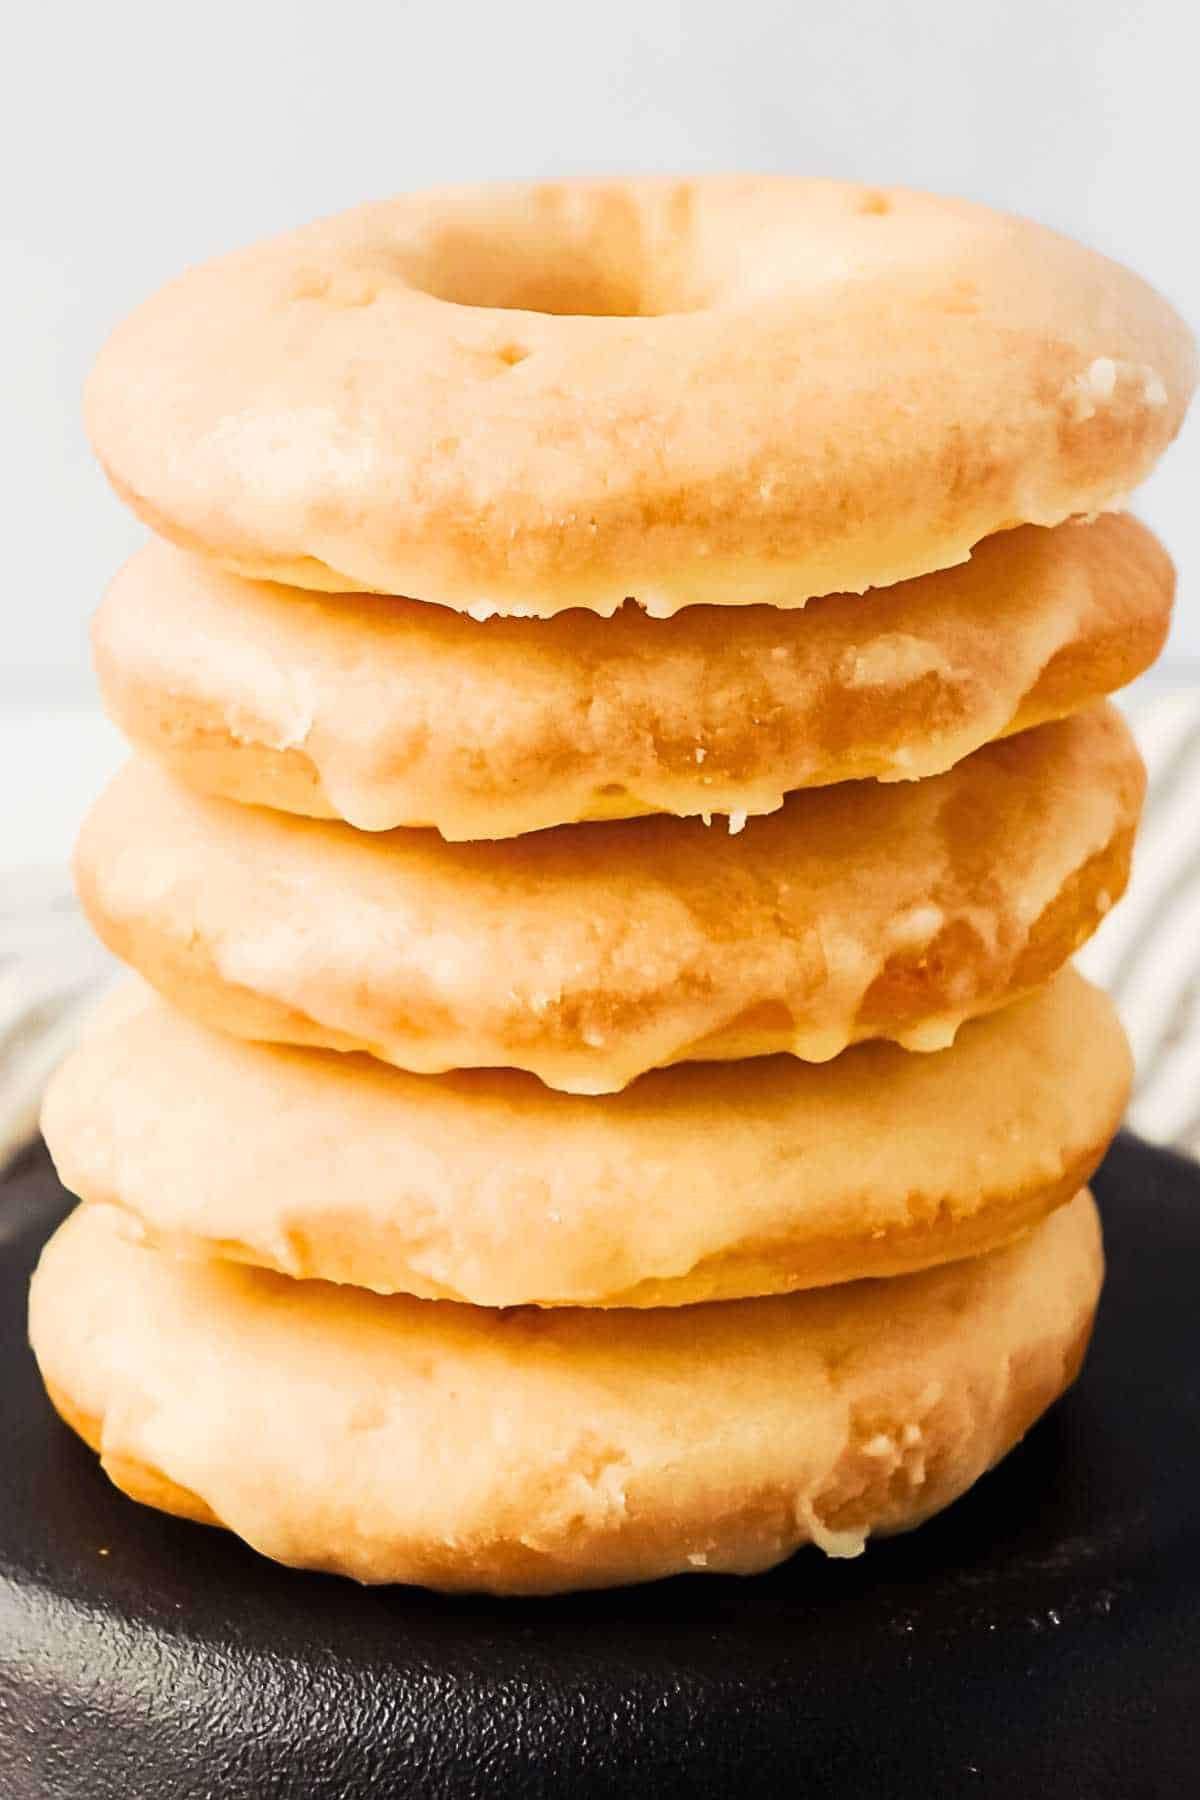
[{"left": 86, "top": 176, "right": 1196, "bottom": 618}]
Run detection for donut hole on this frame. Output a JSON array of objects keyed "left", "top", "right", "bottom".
[
  {"left": 413, "top": 239, "right": 656, "bottom": 315},
  {"left": 398, "top": 188, "right": 720, "bottom": 317},
  {"left": 406, "top": 231, "right": 710, "bottom": 317}
]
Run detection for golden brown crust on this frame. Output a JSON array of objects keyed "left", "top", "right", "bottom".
[
  {"left": 45, "top": 1384, "right": 219, "bottom": 1529},
  {"left": 93, "top": 515, "right": 1172, "bottom": 838},
  {"left": 30, "top": 1197, "right": 1104, "bottom": 1594},
  {"left": 74, "top": 709, "right": 1144, "bottom": 1091},
  {"left": 42, "top": 971, "right": 1129, "bottom": 1305},
  {"left": 84, "top": 178, "right": 1197, "bottom": 617}
]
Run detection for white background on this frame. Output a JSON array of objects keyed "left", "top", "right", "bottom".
[{"left": 3, "top": 0, "right": 1197, "bottom": 710}]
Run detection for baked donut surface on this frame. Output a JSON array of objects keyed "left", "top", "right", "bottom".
[
  {"left": 74, "top": 707, "right": 1143, "bottom": 1092},
  {"left": 84, "top": 178, "right": 1196, "bottom": 617},
  {"left": 93, "top": 514, "right": 1172, "bottom": 839},
  {"left": 29, "top": 1194, "right": 1103, "bottom": 1595},
  {"left": 42, "top": 972, "right": 1127, "bottom": 1306}
]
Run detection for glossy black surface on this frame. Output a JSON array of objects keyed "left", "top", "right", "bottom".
[{"left": 1, "top": 1132, "right": 1198, "bottom": 1799}]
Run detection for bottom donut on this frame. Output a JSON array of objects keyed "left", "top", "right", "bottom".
[{"left": 29, "top": 1195, "right": 1102, "bottom": 1596}]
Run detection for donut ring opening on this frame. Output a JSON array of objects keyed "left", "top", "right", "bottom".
[{"left": 393, "top": 186, "right": 721, "bottom": 317}]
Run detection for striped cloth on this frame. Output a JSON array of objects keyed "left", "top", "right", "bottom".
[
  {"left": 1075, "top": 689, "right": 1200, "bottom": 1157},
  {"left": 1, "top": 690, "right": 1196, "bottom": 1169},
  {"left": 0, "top": 869, "right": 115, "bottom": 1171}
]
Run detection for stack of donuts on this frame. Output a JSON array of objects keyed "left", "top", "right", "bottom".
[{"left": 30, "top": 178, "right": 1195, "bottom": 1594}]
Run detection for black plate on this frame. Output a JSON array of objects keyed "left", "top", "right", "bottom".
[{"left": 1, "top": 1132, "right": 1198, "bottom": 1800}]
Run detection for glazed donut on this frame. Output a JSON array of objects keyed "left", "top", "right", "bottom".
[
  {"left": 84, "top": 178, "right": 1196, "bottom": 617},
  {"left": 30, "top": 1194, "right": 1102, "bottom": 1594},
  {"left": 93, "top": 514, "right": 1172, "bottom": 839},
  {"left": 74, "top": 707, "right": 1143, "bottom": 1093},
  {"left": 43, "top": 972, "right": 1128, "bottom": 1307}
]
